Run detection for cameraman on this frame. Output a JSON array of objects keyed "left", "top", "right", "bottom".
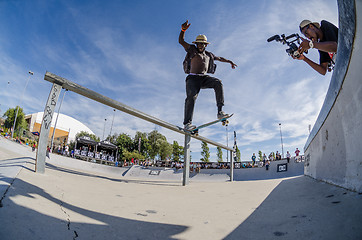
[{"left": 294, "top": 20, "right": 338, "bottom": 75}]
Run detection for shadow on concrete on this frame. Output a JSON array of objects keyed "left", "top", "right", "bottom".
[
  {"left": 0, "top": 157, "right": 35, "bottom": 172},
  {"left": 46, "top": 162, "right": 181, "bottom": 187},
  {"left": 0, "top": 175, "right": 188, "bottom": 240},
  {"left": 224, "top": 176, "right": 362, "bottom": 240},
  {"left": 2, "top": 155, "right": 181, "bottom": 187}
]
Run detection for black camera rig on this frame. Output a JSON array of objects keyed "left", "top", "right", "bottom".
[{"left": 267, "top": 33, "right": 306, "bottom": 58}]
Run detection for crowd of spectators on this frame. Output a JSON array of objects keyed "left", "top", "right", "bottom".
[
  {"left": 249, "top": 148, "right": 304, "bottom": 170},
  {"left": 5, "top": 132, "right": 304, "bottom": 171}
]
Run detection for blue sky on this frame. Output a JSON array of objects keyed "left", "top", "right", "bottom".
[{"left": 0, "top": 0, "right": 338, "bottom": 161}]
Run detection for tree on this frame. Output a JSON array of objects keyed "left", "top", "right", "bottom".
[
  {"left": 200, "top": 141, "right": 210, "bottom": 162},
  {"left": 172, "top": 141, "right": 184, "bottom": 162},
  {"left": 106, "top": 133, "right": 118, "bottom": 144},
  {"left": 148, "top": 130, "right": 166, "bottom": 160},
  {"left": 258, "top": 150, "right": 263, "bottom": 161},
  {"left": 217, "top": 147, "right": 223, "bottom": 162},
  {"left": 115, "top": 133, "right": 133, "bottom": 159},
  {"left": 3, "top": 106, "right": 27, "bottom": 134},
  {"left": 123, "top": 149, "right": 145, "bottom": 161},
  {"left": 158, "top": 139, "right": 172, "bottom": 160},
  {"left": 235, "top": 146, "right": 241, "bottom": 162},
  {"left": 134, "top": 131, "right": 150, "bottom": 158}
]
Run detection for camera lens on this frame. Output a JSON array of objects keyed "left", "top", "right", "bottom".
[{"left": 293, "top": 51, "right": 300, "bottom": 58}]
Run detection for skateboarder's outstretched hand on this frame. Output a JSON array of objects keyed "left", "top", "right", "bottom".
[
  {"left": 181, "top": 20, "right": 191, "bottom": 31},
  {"left": 230, "top": 61, "right": 237, "bottom": 69}
]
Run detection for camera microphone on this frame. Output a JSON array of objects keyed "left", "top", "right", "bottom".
[
  {"left": 285, "top": 34, "right": 297, "bottom": 40},
  {"left": 267, "top": 35, "right": 280, "bottom": 42}
]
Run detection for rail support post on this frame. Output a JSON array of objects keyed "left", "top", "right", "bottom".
[
  {"left": 36, "top": 83, "right": 62, "bottom": 173},
  {"left": 230, "top": 150, "right": 234, "bottom": 182},
  {"left": 183, "top": 134, "right": 191, "bottom": 186}
]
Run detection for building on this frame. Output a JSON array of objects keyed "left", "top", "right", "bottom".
[{"left": 25, "top": 112, "right": 95, "bottom": 145}]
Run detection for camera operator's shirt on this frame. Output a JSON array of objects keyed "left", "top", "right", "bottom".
[{"left": 319, "top": 20, "right": 338, "bottom": 64}]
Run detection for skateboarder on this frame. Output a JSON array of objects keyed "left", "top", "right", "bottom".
[{"left": 179, "top": 20, "right": 237, "bottom": 131}]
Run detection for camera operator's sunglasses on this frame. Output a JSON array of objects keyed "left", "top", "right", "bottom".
[{"left": 300, "top": 24, "right": 310, "bottom": 33}]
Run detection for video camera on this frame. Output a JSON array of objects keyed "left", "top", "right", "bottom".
[{"left": 267, "top": 33, "right": 306, "bottom": 58}]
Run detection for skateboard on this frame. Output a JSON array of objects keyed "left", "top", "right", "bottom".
[{"left": 179, "top": 114, "right": 233, "bottom": 136}]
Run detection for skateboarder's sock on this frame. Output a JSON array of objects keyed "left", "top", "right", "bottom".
[{"left": 218, "top": 106, "right": 222, "bottom": 113}]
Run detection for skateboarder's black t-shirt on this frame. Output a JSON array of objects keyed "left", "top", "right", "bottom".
[{"left": 318, "top": 20, "right": 338, "bottom": 64}]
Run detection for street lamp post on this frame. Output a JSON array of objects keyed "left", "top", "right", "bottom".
[
  {"left": 109, "top": 109, "right": 116, "bottom": 137},
  {"left": 279, "top": 123, "right": 284, "bottom": 158},
  {"left": 11, "top": 71, "right": 33, "bottom": 139},
  {"left": 102, "top": 118, "right": 107, "bottom": 140}
]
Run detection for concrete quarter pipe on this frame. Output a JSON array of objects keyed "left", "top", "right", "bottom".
[{"left": 304, "top": 0, "right": 362, "bottom": 192}]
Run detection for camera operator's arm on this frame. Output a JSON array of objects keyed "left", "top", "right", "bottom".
[
  {"left": 294, "top": 54, "right": 329, "bottom": 75},
  {"left": 313, "top": 41, "right": 337, "bottom": 53},
  {"left": 179, "top": 20, "right": 191, "bottom": 51},
  {"left": 298, "top": 37, "right": 337, "bottom": 53},
  {"left": 214, "top": 56, "right": 238, "bottom": 69}
]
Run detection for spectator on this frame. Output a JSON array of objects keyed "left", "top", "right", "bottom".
[
  {"left": 197, "top": 163, "right": 201, "bottom": 173},
  {"left": 193, "top": 162, "right": 198, "bottom": 172},
  {"left": 265, "top": 160, "right": 270, "bottom": 171},
  {"left": 263, "top": 153, "right": 267, "bottom": 166},
  {"left": 276, "top": 151, "right": 281, "bottom": 160},
  {"left": 295, "top": 148, "right": 300, "bottom": 156},
  {"left": 269, "top": 152, "right": 274, "bottom": 161},
  {"left": 64, "top": 145, "right": 69, "bottom": 156},
  {"left": 286, "top": 151, "right": 291, "bottom": 163},
  {"left": 46, "top": 146, "right": 50, "bottom": 158},
  {"left": 251, "top": 153, "right": 256, "bottom": 166}
]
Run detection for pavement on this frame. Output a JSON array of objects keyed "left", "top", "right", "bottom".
[{"left": 0, "top": 137, "right": 361, "bottom": 240}]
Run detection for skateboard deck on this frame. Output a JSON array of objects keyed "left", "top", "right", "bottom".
[{"left": 179, "top": 114, "right": 233, "bottom": 136}]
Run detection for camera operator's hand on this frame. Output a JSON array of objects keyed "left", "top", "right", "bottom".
[
  {"left": 181, "top": 20, "right": 191, "bottom": 31},
  {"left": 292, "top": 53, "right": 305, "bottom": 61},
  {"left": 298, "top": 37, "right": 311, "bottom": 54}
]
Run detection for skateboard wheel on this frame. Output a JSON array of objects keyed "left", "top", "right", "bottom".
[{"left": 226, "top": 120, "right": 229, "bottom": 125}]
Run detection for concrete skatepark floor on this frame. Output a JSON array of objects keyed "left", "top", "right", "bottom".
[{"left": 0, "top": 138, "right": 361, "bottom": 240}]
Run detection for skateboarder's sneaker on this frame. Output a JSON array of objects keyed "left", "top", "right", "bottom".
[
  {"left": 184, "top": 123, "right": 196, "bottom": 131},
  {"left": 217, "top": 111, "right": 229, "bottom": 119}
]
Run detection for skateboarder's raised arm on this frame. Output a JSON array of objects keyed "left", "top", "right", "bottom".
[
  {"left": 179, "top": 20, "right": 191, "bottom": 51},
  {"left": 214, "top": 56, "right": 238, "bottom": 69}
]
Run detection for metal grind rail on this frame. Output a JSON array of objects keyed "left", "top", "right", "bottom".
[{"left": 36, "top": 72, "right": 234, "bottom": 185}]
